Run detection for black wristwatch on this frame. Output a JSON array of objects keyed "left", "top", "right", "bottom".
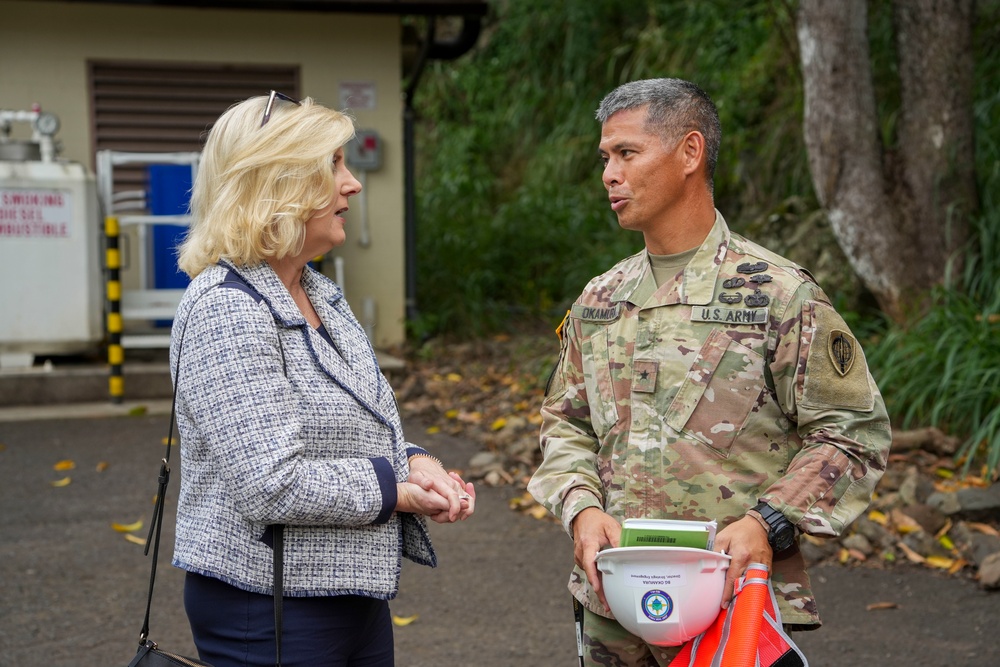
[{"left": 749, "top": 501, "right": 796, "bottom": 552}]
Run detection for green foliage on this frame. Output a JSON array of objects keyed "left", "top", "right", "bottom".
[{"left": 412, "top": 0, "right": 814, "bottom": 335}]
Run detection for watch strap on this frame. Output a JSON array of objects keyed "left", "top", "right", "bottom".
[{"left": 745, "top": 508, "right": 770, "bottom": 534}]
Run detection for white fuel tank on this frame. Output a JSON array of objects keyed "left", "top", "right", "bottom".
[{"left": 0, "top": 160, "right": 102, "bottom": 366}]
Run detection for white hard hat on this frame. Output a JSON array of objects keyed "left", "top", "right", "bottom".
[{"left": 595, "top": 546, "right": 730, "bottom": 646}]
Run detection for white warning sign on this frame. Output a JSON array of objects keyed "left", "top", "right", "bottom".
[{"left": 0, "top": 189, "right": 73, "bottom": 238}]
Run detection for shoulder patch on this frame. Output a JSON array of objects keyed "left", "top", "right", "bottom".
[
  {"left": 828, "top": 330, "right": 856, "bottom": 376},
  {"left": 570, "top": 303, "right": 622, "bottom": 323},
  {"left": 800, "top": 303, "right": 874, "bottom": 411}
]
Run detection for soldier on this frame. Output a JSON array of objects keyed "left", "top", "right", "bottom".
[{"left": 527, "top": 78, "right": 892, "bottom": 666}]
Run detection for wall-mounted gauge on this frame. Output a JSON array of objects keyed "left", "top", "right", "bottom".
[{"left": 35, "top": 112, "right": 60, "bottom": 136}]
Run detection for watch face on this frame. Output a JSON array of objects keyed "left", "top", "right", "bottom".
[{"left": 771, "top": 525, "right": 796, "bottom": 552}]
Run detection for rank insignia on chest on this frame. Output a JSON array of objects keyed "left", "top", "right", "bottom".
[
  {"left": 828, "top": 330, "right": 856, "bottom": 376},
  {"left": 633, "top": 359, "right": 658, "bottom": 393},
  {"left": 691, "top": 306, "right": 768, "bottom": 325},
  {"left": 570, "top": 303, "right": 623, "bottom": 323}
]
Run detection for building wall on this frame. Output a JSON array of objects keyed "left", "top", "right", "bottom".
[{"left": 0, "top": 0, "right": 407, "bottom": 347}]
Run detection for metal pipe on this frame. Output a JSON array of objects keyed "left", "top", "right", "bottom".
[{"left": 402, "top": 17, "right": 436, "bottom": 323}]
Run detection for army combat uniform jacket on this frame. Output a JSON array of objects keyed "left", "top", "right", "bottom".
[{"left": 528, "top": 211, "right": 891, "bottom": 627}]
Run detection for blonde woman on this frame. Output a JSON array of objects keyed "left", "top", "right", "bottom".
[{"left": 170, "top": 92, "right": 474, "bottom": 667}]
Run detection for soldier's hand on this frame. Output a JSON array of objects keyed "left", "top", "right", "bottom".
[
  {"left": 715, "top": 515, "right": 773, "bottom": 609},
  {"left": 571, "top": 507, "right": 621, "bottom": 612}
]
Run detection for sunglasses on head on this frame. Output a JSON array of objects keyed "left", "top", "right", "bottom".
[{"left": 260, "top": 90, "right": 301, "bottom": 128}]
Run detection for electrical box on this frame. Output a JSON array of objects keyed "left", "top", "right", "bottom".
[{"left": 347, "top": 129, "right": 382, "bottom": 171}]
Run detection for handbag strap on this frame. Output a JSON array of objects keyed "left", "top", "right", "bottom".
[
  {"left": 273, "top": 524, "right": 284, "bottom": 667},
  {"left": 139, "top": 269, "right": 286, "bottom": 666}
]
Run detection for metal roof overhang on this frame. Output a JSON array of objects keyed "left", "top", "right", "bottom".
[{"left": 52, "top": 0, "right": 489, "bottom": 15}]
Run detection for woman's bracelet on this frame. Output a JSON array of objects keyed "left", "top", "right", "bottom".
[{"left": 408, "top": 452, "right": 443, "bottom": 468}]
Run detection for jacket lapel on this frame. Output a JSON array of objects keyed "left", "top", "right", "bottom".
[
  {"left": 225, "top": 262, "right": 387, "bottom": 425},
  {"left": 301, "top": 269, "right": 385, "bottom": 412}
]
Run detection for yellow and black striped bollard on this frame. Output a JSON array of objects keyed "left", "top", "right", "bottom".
[{"left": 105, "top": 216, "right": 124, "bottom": 404}]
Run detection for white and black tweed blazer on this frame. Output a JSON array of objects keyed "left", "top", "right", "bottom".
[{"left": 169, "top": 260, "right": 435, "bottom": 599}]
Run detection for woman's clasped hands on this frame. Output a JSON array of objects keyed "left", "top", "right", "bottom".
[{"left": 396, "top": 457, "right": 476, "bottom": 523}]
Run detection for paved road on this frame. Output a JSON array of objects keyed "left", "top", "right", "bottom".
[{"left": 1, "top": 411, "right": 996, "bottom": 666}]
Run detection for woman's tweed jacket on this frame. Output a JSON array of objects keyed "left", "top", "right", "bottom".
[{"left": 169, "top": 260, "right": 435, "bottom": 599}]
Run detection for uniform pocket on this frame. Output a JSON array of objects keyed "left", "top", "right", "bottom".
[
  {"left": 665, "top": 328, "right": 765, "bottom": 457},
  {"left": 579, "top": 324, "right": 620, "bottom": 439}
]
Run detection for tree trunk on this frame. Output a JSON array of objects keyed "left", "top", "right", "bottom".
[{"left": 796, "top": 0, "right": 977, "bottom": 322}]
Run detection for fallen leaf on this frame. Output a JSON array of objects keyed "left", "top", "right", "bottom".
[
  {"left": 947, "top": 558, "right": 968, "bottom": 575},
  {"left": 456, "top": 411, "right": 482, "bottom": 423},
  {"left": 50, "top": 477, "right": 72, "bottom": 487},
  {"left": 867, "top": 510, "right": 888, "bottom": 526},
  {"left": 53, "top": 460, "right": 76, "bottom": 471},
  {"left": 962, "top": 475, "right": 990, "bottom": 488},
  {"left": 925, "top": 556, "right": 955, "bottom": 570},
  {"left": 445, "top": 409, "right": 459, "bottom": 419},
  {"left": 847, "top": 548, "right": 868, "bottom": 562},
  {"left": 392, "top": 614, "right": 419, "bottom": 627},
  {"left": 112, "top": 520, "right": 144, "bottom": 533},
  {"left": 96, "top": 462, "right": 109, "bottom": 472},
  {"left": 491, "top": 417, "right": 507, "bottom": 431},
  {"left": 838, "top": 548, "right": 850, "bottom": 564},
  {"left": 528, "top": 504, "right": 550, "bottom": 521},
  {"left": 865, "top": 601, "right": 899, "bottom": 611},
  {"left": 897, "top": 542, "right": 926, "bottom": 564},
  {"left": 425, "top": 425, "right": 441, "bottom": 434},
  {"left": 124, "top": 533, "right": 147, "bottom": 545},
  {"left": 935, "top": 468, "right": 954, "bottom": 479},
  {"left": 938, "top": 535, "right": 956, "bottom": 551},
  {"left": 967, "top": 522, "right": 1000, "bottom": 537},
  {"left": 128, "top": 405, "right": 148, "bottom": 416},
  {"left": 890, "top": 509, "right": 923, "bottom": 534},
  {"left": 445, "top": 373, "right": 462, "bottom": 383},
  {"left": 508, "top": 492, "right": 535, "bottom": 510}
]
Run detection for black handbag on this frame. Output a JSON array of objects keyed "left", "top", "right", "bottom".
[{"left": 128, "top": 274, "right": 285, "bottom": 667}]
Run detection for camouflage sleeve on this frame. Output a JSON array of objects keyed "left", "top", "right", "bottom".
[
  {"left": 762, "top": 283, "right": 892, "bottom": 537},
  {"left": 528, "top": 316, "right": 606, "bottom": 536}
]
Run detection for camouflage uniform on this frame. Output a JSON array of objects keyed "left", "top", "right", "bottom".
[{"left": 528, "top": 211, "right": 891, "bottom": 634}]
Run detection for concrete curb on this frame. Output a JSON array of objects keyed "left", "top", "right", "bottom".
[
  {"left": 0, "top": 398, "right": 174, "bottom": 422},
  {"left": 0, "top": 351, "right": 405, "bottom": 416}
]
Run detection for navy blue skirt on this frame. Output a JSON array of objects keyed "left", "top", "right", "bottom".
[{"left": 184, "top": 572, "right": 394, "bottom": 667}]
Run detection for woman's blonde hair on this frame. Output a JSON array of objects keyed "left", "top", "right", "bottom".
[{"left": 178, "top": 94, "right": 355, "bottom": 277}]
